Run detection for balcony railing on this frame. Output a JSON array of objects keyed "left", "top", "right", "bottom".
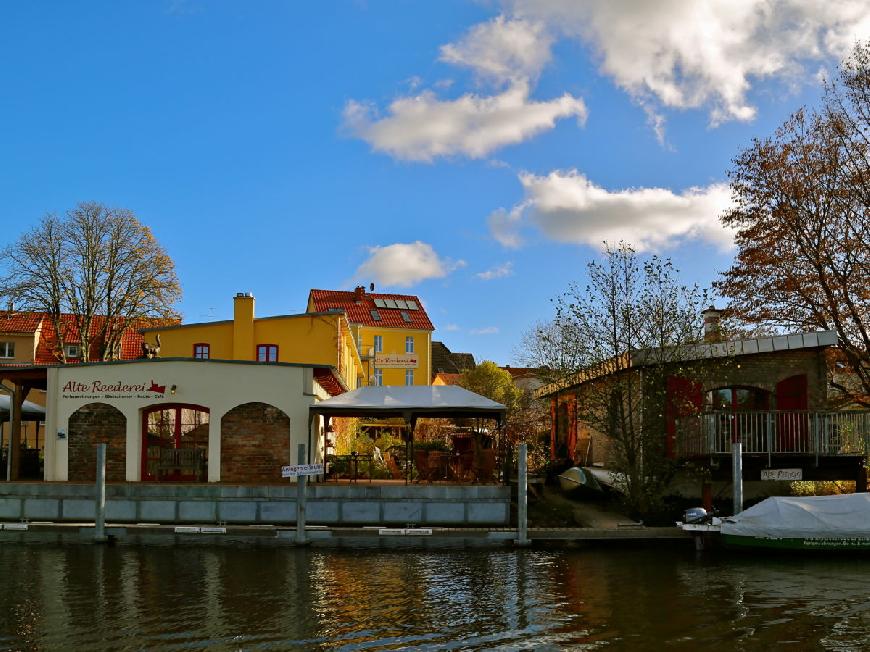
[{"left": 675, "top": 410, "right": 870, "bottom": 460}]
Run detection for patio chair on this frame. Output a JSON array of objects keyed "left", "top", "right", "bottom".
[
  {"left": 414, "top": 449, "right": 435, "bottom": 483},
  {"left": 428, "top": 450, "right": 450, "bottom": 481},
  {"left": 473, "top": 449, "right": 497, "bottom": 483}
]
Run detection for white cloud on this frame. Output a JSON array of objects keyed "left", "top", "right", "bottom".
[
  {"left": 490, "top": 170, "right": 735, "bottom": 252},
  {"left": 445, "top": 323, "right": 461, "bottom": 332},
  {"left": 343, "top": 81, "right": 586, "bottom": 162},
  {"left": 471, "top": 326, "right": 500, "bottom": 335},
  {"left": 488, "top": 202, "right": 528, "bottom": 249},
  {"left": 439, "top": 16, "right": 553, "bottom": 84},
  {"left": 355, "top": 241, "right": 464, "bottom": 287},
  {"left": 486, "top": 1, "right": 870, "bottom": 124},
  {"left": 476, "top": 262, "right": 514, "bottom": 280}
]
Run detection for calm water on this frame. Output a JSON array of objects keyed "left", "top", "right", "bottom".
[{"left": 0, "top": 541, "right": 868, "bottom": 651}]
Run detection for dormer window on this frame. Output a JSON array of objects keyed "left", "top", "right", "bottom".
[{"left": 65, "top": 344, "right": 80, "bottom": 359}]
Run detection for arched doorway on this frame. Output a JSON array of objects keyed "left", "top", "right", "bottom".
[
  {"left": 69, "top": 402, "right": 127, "bottom": 482},
  {"left": 707, "top": 386, "right": 771, "bottom": 451},
  {"left": 142, "top": 404, "right": 209, "bottom": 482},
  {"left": 220, "top": 402, "right": 290, "bottom": 483}
]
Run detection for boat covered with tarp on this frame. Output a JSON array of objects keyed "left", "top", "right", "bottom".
[
  {"left": 721, "top": 494, "right": 870, "bottom": 551},
  {"left": 557, "top": 467, "right": 603, "bottom": 493}
]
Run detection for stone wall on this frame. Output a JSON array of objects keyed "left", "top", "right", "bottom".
[
  {"left": 68, "top": 402, "right": 127, "bottom": 482},
  {"left": 220, "top": 402, "right": 291, "bottom": 483}
]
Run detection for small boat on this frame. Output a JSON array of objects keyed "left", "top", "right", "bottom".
[
  {"left": 679, "top": 494, "right": 870, "bottom": 551},
  {"left": 557, "top": 466, "right": 603, "bottom": 493},
  {"left": 720, "top": 494, "right": 870, "bottom": 551}
]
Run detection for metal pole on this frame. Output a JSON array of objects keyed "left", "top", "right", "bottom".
[
  {"left": 296, "top": 443, "right": 308, "bottom": 545},
  {"left": 94, "top": 443, "right": 107, "bottom": 543},
  {"left": 3, "top": 386, "right": 14, "bottom": 481},
  {"left": 732, "top": 441, "right": 743, "bottom": 515},
  {"left": 516, "top": 442, "right": 530, "bottom": 546}
]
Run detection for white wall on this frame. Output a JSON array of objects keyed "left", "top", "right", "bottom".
[{"left": 45, "top": 360, "right": 325, "bottom": 482}]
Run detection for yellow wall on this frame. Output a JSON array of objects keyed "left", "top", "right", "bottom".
[
  {"left": 147, "top": 297, "right": 365, "bottom": 389},
  {"left": 357, "top": 325, "right": 431, "bottom": 386},
  {"left": 0, "top": 333, "right": 37, "bottom": 364}
]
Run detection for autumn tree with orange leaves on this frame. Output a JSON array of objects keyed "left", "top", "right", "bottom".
[{"left": 716, "top": 44, "right": 870, "bottom": 406}]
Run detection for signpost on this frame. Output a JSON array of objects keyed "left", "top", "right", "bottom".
[
  {"left": 281, "top": 463, "right": 324, "bottom": 478},
  {"left": 286, "top": 445, "right": 316, "bottom": 545},
  {"left": 761, "top": 468, "right": 803, "bottom": 481}
]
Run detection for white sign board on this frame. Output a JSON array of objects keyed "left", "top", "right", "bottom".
[
  {"left": 281, "top": 463, "right": 324, "bottom": 478},
  {"left": 761, "top": 468, "right": 803, "bottom": 481},
  {"left": 374, "top": 353, "right": 419, "bottom": 369}
]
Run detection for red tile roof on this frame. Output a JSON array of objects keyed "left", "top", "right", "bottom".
[
  {"left": 308, "top": 288, "right": 434, "bottom": 331},
  {"left": 313, "top": 367, "right": 346, "bottom": 397},
  {"left": 0, "top": 312, "right": 44, "bottom": 334},
  {"left": 0, "top": 311, "right": 175, "bottom": 365}
]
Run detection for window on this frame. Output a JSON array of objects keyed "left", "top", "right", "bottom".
[
  {"left": 370, "top": 309, "right": 382, "bottom": 321},
  {"left": 0, "top": 341, "right": 14, "bottom": 358},
  {"left": 256, "top": 344, "right": 278, "bottom": 362},
  {"left": 374, "top": 369, "right": 383, "bottom": 386},
  {"left": 405, "top": 336, "right": 414, "bottom": 353},
  {"left": 405, "top": 369, "right": 414, "bottom": 385},
  {"left": 373, "top": 335, "right": 383, "bottom": 353},
  {"left": 64, "top": 344, "right": 80, "bottom": 359},
  {"left": 193, "top": 343, "right": 210, "bottom": 359}
]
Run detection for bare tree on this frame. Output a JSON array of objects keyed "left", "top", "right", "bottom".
[
  {"left": 524, "top": 243, "right": 710, "bottom": 514},
  {"left": 0, "top": 202, "right": 181, "bottom": 362}
]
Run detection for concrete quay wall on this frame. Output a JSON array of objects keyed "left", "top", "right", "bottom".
[{"left": 0, "top": 483, "right": 511, "bottom": 526}]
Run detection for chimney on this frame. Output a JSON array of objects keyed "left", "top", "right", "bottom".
[
  {"left": 702, "top": 306, "right": 722, "bottom": 343},
  {"left": 233, "top": 292, "right": 255, "bottom": 359},
  {"left": 354, "top": 285, "right": 366, "bottom": 302}
]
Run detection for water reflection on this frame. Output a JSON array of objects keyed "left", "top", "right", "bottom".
[{"left": 0, "top": 543, "right": 867, "bottom": 650}]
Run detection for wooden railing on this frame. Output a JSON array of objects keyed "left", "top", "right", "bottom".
[{"left": 675, "top": 410, "right": 870, "bottom": 460}]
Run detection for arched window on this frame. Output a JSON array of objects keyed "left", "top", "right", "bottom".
[{"left": 707, "top": 386, "right": 770, "bottom": 411}]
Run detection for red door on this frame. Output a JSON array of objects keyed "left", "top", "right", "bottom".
[
  {"left": 142, "top": 405, "right": 210, "bottom": 481},
  {"left": 776, "top": 374, "right": 808, "bottom": 452},
  {"left": 666, "top": 376, "right": 703, "bottom": 457}
]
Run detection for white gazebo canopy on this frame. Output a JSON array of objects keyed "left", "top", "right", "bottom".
[
  {"left": 0, "top": 395, "right": 46, "bottom": 421},
  {"left": 310, "top": 385, "right": 506, "bottom": 423}
]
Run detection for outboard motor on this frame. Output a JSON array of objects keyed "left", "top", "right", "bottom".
[{"left": 683, "top": 507, "right": 708, "bottom": 524}]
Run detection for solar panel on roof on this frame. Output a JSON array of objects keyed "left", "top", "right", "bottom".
[
  {"left": 373, "top": 298, "right": 386, "bottom": 308},
  {"left": 384, "top": 299, "right": 398, "bottom": 309},
  {"left": 406, "top": 300, "right": 418, "bottom": 310},
  {"left": 370, "top": 310, "right": 381, "bottom": 321},
  {"left": 394, "top": 299, "right": 408, "bottom": 309}
]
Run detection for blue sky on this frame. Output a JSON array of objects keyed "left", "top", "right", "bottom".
[{"left": 1, "top": 1, "right": 866, "bottom": 364}]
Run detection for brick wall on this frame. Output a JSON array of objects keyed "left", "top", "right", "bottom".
[
  {"left": 68, "top": 402, "right": 127, "bottom": 482},
  {"left": 687, "top": 349, "right": 829, "bottom": 408},
  {"left": 220, "top": 402, "right": 291, "bottom": 483}
]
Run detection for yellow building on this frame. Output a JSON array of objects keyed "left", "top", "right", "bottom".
[
  {"left": 307, "top": 286, "right": 433, "bottom": 387},
  {"left": 144, "top": 293, "right": 366, "bottom": 391}
]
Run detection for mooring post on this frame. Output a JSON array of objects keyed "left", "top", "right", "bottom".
[
  {"left": 94, "top": 443, "right": 107, "bottom": 543},
  {"left": 732, "top": 440, "right": 743, "bottom": 515},
  {"left": 516, "top": 442, "right": 530, "bottom": 546},
  {"left": 296, "top": 443, "right": 308, "bottom": 545}
]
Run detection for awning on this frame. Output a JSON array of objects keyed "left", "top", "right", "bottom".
[
  {"left": 0, "top": 394, "right": 46, "bottom": 421},
  {"left": 310, "top": 385, "right": 506, "bottom": 423}
]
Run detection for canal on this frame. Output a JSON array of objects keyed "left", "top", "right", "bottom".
[{"left": 0, "top": 543, "right": 867, "bottom": 650}]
